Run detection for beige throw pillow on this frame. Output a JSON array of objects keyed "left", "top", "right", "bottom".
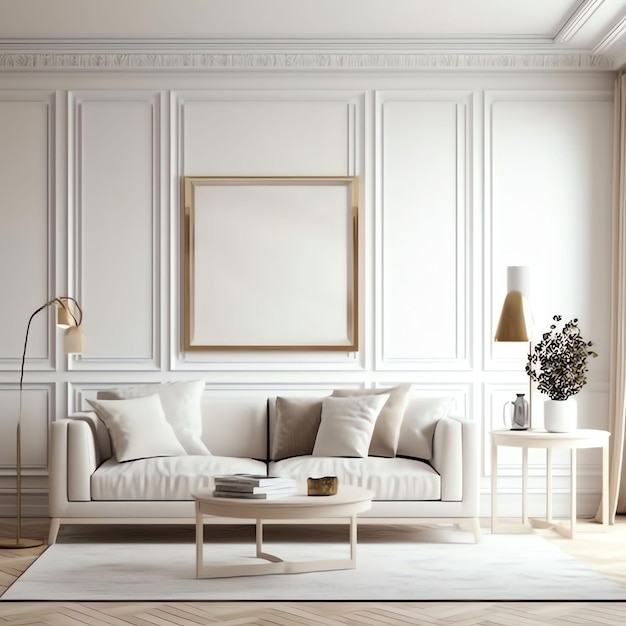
[
  {"left": 87, "top": 395, "right": 187, "bottom": 462},
  {"left": 396, "top": 396, "right": 455, "bottom": 460},
  {"left": 271, "top": 397, "right": 323, "bottom": 461},
  {"left": 313, "top": 394, "right": 389, "bottom": 458},
  {"left": 331, "top": 384, "right": 412, "bottom": 457}
]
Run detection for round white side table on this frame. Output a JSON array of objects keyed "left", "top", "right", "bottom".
[{"left": 490, "top": 429, "right": 610, "bottom": 539}]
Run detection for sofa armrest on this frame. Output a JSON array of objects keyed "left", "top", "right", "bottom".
[
  {"left": 50, "top": 417, "right": 98, "bottom": 508},
  {"left": 431, "top": 416, "right": 479, "bottom": 505}
]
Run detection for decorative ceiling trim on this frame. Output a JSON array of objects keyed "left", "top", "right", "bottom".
[
  {"left": 0, "top": 51, "right": 616, "bottom": 72},
  {"left": 593, "top": 14, "right": 626, "bottom": 54},
  {"left": 554, "top": 0, "right": 606, "bottom": 43},
  {"left": 0, "top": 36, "right": 559, "bottom": 51}
]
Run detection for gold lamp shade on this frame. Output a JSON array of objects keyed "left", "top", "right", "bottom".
[
  {"left": 494, "top": 266, "right": 533, "bottom": 342},
  {"left": 494, "top": 290, "right": 533, "bottom": 342}
]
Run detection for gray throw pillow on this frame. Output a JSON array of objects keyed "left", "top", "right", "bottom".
[{"left": 271, "top": 397, "right": 324, "bottom": 461}]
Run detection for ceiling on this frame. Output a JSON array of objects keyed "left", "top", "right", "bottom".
[{"left": 1, "top": 0, "right": 625, "bottom": 66}]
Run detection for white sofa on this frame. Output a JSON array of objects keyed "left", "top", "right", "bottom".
[{"left": 49, "top": 389, "right": 480, "bottom": 544}]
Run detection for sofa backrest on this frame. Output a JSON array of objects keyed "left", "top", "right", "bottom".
[
  {"left": 200, "top": 395, "right": 268, "bottom": 459},
  {"left": 82, "top": 391, "right": 270, "bottom": 463},
  {"left": 267, "top": 392, "right": 456, "bottom": 461},
  {"left": 81, "top": 386, "right": 455, "bottom": 464}
]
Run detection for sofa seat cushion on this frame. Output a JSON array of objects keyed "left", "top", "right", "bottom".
[
  {"left": 269, "top": 456, "right": 440, "bottom": 501},
  {"left": 91, "top": 456, "right": 267, "bottom": 501}
]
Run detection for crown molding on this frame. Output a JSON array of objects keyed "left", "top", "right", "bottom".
[
  {"left": 0, "top": 48, "right": 617, "bottom": 72},
  {"left": 0, "top": 36, "right": 617, "bottom": 71}
]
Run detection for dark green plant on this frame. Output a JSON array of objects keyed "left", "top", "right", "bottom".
[{"left": 525, "top": 315, "right": 598, "bottom": 401}]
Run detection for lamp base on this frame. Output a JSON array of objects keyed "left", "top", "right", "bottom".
[{"left": 0, "top": 537, "right": 44, "bottom": 549}]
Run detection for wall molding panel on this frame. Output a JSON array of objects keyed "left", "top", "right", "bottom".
[
  {"left": 0, "top": 91, "right": 58, "bottom": 373},
  {"left": 483, "top": 89, "right": 614, "bottom": 375},
  {"left": 375, "top": 90, "right": 472, "bottom": 370},
  {"left": 0, "top": 383, "right": 54, "bottom": 473},
  {"left": 170, "top": 90, "right": 366, "bottom": 371},
  {"left": 69, "top": 90, "right": 164, "bottom": 371}
]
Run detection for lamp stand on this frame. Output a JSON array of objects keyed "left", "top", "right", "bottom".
[
  {"left": 528, "top": 340, "right": 533, "bottom": 431},
  {"left": 0, "top": 422, "right": 42, "bottom": 548},
  {"left": 0, "top": 297, "right": 82, "bottom": 549}
]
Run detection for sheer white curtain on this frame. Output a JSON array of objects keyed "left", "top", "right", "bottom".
[{"left": 597, "top": 72, "right": 626, "bottom": 523}]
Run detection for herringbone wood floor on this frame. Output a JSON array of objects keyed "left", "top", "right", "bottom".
[{"left": 1, "top": 518, "right": 625, "bottom": 625}]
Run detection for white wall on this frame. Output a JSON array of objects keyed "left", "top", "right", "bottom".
[{"left": 0, "top": 64, "right": 614, "bottom": 520}]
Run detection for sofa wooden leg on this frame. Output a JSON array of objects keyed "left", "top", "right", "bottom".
[
  {"left": 48, "top": 518, "right": 61, "bottom": 544},
  {"left": 466, "top": 518, "right": 481, "bottom": 543},
  {"left": 455, "top": 518, "right": 481, "bottom": 543}
]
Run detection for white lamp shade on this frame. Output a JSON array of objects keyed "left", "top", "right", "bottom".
[
  {"left": 63, "top": 325, "right": 84, "bottom": 354},
  {"left": 507, "top": 266, "right": 532, "bottom": 299}
]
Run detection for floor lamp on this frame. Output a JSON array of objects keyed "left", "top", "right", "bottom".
[
  {"left": 0, "top": 297, "right": 84, "bottom": 549},
  {"left": 494, "top": 266, "right": 534, "bottom": 428}
]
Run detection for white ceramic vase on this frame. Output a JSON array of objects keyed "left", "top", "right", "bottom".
[{"left": 543, "top": 398, "right": 577, "bottom": 432}]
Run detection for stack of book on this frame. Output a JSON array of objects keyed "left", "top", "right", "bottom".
[{"left": 213, "top": 474, "right": 299, "bottom": 499}]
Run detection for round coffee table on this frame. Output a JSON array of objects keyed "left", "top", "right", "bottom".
[{"left": 192, "top": 484, "right": 374, "bottom": 578}]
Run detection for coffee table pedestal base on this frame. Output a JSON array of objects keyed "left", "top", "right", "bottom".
[{"left": 196, "top": 514, "right": 359, "bottom": 579}]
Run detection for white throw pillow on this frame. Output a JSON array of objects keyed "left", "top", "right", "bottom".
[
  {"left": 96, "top": 380, "right": 210, "bottom": 455},
  {"left": 331, "top": 384, "right": 412, "bottom": 457},
  {"left": 396, "top": 396, "right": 455, "bottom": 460},
  {"left": 87, "top": 395, "right": 187, "bottom": 462},
  {"left": 312, "top": 394, "right": 389, "bottom": 458}
]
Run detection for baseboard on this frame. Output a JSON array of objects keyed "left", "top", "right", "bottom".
[
  {"left": 0, "top": 492, "right": 49, "bottom": 518},
  {"left": 0, "top": 493, "right": 604, "bottom": 520},
  {"left": 480, "top": 492, "right": 602, "bottom": 519}
]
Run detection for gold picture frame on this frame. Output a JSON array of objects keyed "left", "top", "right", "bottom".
[{"left": 183, "top": 176, "right": 358, "bottom": 351}]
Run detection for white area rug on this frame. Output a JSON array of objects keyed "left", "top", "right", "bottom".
[{"left": 4, "top": 525, "right": 626, "bottom": 601}]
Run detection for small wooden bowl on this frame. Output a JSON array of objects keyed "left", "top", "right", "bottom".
[{"left": 307, "top": 476, "right": 338, "bottom": 496}]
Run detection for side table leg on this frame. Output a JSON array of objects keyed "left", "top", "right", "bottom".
[
  {"left": 256, "top": 519, "right": 263, "bottom": 558},
  {"left": 547, "top": 448, "right": 553, "bottom": 523},
  {"left": 570, "top": 448, "right": 577, "bottom": 539},
  {"left": 491, "top": 439, "right": 498, "bottom": 532},
  {"left": 349, "top": 515, "right": 357, "bottom": 563},
  {"left": 195, "top": 501, "right": 203, "bottom": 578},
  {"left": 522, "top": 447, "right": 528, "bottom": 525},
  {"left": 602, "top": 443, "right": 609, "bottom": 528}
]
